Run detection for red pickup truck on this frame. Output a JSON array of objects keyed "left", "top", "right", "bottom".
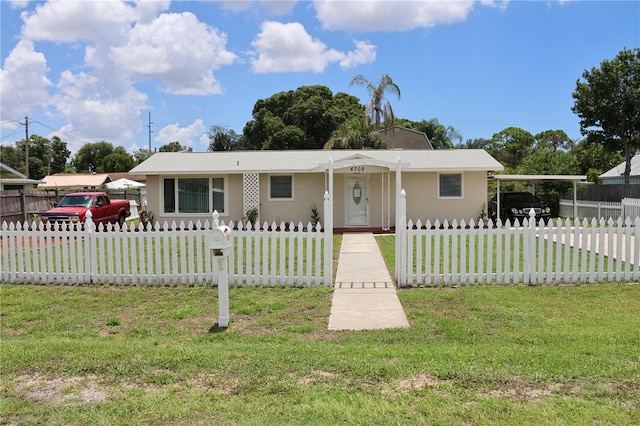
[{"left": 41, "top": 192, "right": 131, "bottom": 227}]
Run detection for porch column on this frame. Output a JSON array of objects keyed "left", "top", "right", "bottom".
[
  {"left": 323, "top": 158, "right": 334, "bottom": 286},
  {"left": 395, "top": 156, "right": 402, "bottom": 232}
]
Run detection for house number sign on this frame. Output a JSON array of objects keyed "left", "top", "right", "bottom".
[{"left": 350, "top": 166, "right": 366, "bottom": 173}]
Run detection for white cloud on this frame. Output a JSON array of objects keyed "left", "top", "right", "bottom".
[
  {"left": 20, "top": 0, "right": 171, "bottom": 42},
  {"left": 313, "top": 0, "right": 506, "bottom": 31},
  {"left": 20, "top": 0, "right": 136, "bottom": 42},
  {"left": 156, "top": 119, "right": 206, "bottom": 148},
  {"left": 0, "top": 40, "right": 51, "bottom": 121},
  {"left": 52, "top": 70, "right": 148, "bottom": 151},
  {"left": 250, "top": 21, "right": 375, "bottom": 73},
  {"left": 110, "top": 12, "right": 237, "bottom": 95},
  {"left": 8, "top": 1, "right": 30, "bottom": 9}
]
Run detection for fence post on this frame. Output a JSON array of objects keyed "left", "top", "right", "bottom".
[
  {"left": 85, "top": 210, "right": 94, "bottom": 284},
  {"left": 395, "top": 189, "right": 406, "bottom": 285},
  {"left": 323, "top": 190, "right": 333, "bottom": 287},
  {"left": 525, "top": 208, "right": 537, "bottom": 285}
]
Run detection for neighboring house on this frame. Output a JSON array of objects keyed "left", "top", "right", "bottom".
[
  {"left": 599, "top": 154, "right": 640, "bottom": 185},
  {"left": 37, "top": 173, "right": 112, "bottom": 191},
  {"left": 130, "top": 149, "right": 503, "bottom": 231},
  {"left": 108, "top": 172, "right": 147, "bottom": 184},
  {"left": 377, "top": 126, "right": 434, "bottom": 150},
  {"left": 0, "top": 162, "right": 41, "bottom": 190}
]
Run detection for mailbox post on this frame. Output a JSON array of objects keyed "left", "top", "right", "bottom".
[{"left": 209, "top": 225, "right": 232, "bottom": 327}]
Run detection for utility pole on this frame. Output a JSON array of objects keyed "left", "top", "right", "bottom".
[
  {"left": 147, "top": 112, "right": 153, "bottom": 157},
  {"left": 20, "top": 116, "right": 29, "bottom": 178}
]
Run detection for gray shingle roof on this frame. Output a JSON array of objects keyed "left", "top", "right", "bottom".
[{"left": 129, "top": 149, "right": 503, "bottom": 175}]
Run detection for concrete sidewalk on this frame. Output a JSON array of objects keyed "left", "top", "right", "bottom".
[{"left": 328, "top": 233, "right": 410, "bottom": 331}]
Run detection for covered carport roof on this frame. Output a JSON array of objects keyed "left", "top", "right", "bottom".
[{"left": 489, "top": 174, "right": 588, "bottom": 220}]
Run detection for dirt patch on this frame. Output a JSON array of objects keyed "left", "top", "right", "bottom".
[
  {"left": 14, "top": 373, "right": 107, "bottom": 406},
  {"left": 397, "top": 373, "right": 446, "bottom": 390},
  {"left": 297, "top": 369, "right": 337, "bottom": 385}
]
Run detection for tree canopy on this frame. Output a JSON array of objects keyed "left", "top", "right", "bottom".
[
  {"left": 243, "top": 85, "right": 362, "bottom": 150},
  {"left": 71, "top": 141, "right": 134, "bottom": 173},
  {"left": 572, "top": 48, "right": 640, "bottom": 183},
  {"left": 396, "top": 118, "right": 462, "bottom": 149},
  {"left": 0, "top": 135, "right": 70, "bottom": 179},
  {"left": 159, "top": 141, "right": 192, "bottom": 152},
  {"left": 324, "top": 117, "right": 387, "bottom": 150},
  {"left": 208, "top": 125, "right": 245, "bottom": 152}
]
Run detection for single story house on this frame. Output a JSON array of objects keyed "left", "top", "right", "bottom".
[
  {"left": 0, "top": 162, "right": 41, "bottom": 190},
  {"left": 129, "top": 149, "right": 504, "bottom": 231},
  {"left": 599, "top": 154, "right": 640, "bottom": 185}
]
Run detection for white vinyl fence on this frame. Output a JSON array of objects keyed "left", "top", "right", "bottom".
[
  {"left": 1, "top": 218, "right": 328, "bottom": 287},
  {"left": 559, "top": 197, "right": 640, "bottom": 221},
  {"left": 396, "top": 217, "right": 639, "bottom": 287},
  {"left": 395, "top": 189, "right": 639, "bottom": 287}
]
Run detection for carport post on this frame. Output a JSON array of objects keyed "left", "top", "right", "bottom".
[
  {"left": 573, "top": 181, "right": 578, "bottom": 221},
  {"left": 496, "top": 179, "right": 501, "bottom": 223}
]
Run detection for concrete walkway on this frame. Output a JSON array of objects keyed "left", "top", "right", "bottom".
[{"left": 328, "top": 233, "right": 410, "bottom": 331}]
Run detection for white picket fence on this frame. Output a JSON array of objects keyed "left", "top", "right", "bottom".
[
  {"left": 559, "top": 197, "right": 640, "bottom": 221},
  {"left": 396, "top": 217, "right": 639, "bottom": 287},
  {"left": 1, "top": 218, "right": 328, "bottom": 287}
]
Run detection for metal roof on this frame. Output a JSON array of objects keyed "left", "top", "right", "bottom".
[
  {"left": 37, "top": 173, "right": 112, "bottom": 189},
  {"left": 599, "top": 154, "right": 640, "bottom": 178},
  {"left": 129, "top": 149, "right": 504, "bottom": 175},
  {"left": 491, "top": 174, "right": 587, "bottom": 182}
]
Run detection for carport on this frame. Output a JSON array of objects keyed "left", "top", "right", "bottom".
[{"left": 490, "top": 174, "right": 587, "bottom": 222}]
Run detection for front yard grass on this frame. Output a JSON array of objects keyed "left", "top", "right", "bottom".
[{"left": 1, "top": 283, "right": 639, "bottom": 425}]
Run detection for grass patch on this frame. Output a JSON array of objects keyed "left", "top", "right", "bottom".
[{"left": 2, "top": 283, "right": 639, "bottom": 425}]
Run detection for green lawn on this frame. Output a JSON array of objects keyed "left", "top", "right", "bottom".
[{"left": 1, "top": 283, "right": 639, "bottom": 425}]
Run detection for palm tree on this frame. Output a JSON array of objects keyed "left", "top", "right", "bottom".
[
  {"left": 349, "top": 74, "right": 401, "bottom": 129},
  {"left": 323, "top": 117, "right": 387, "bottom": 150}
]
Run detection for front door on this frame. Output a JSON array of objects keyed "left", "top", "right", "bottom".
[{"left": 346, "top": 175, "right": 369, "bottom": 226}]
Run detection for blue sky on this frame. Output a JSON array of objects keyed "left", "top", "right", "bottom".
[{"left": 1, "top": 1, "right": 638, "bottom": 155}]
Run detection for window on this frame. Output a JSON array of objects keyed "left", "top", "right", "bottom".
[
  {"left": 212, "top": 178, "right": 224, "bottom": 212},
  {"left": 270, "top": 175, "right": 293, "bottom": 199},
  {"left": 439, "top": 173, "right": 462, "bottom": 198},
  {"left": 163, "top": 177, "right": 226, "bottom": 214}
]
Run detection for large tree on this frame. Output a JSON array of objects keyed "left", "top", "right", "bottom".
[
  {"left": 243, "top": 85, "right": 362, "bottom": 150},
  {"left": 489, "top": 127, "right": 535, "bottom": 170},
  {"left": 159, "top": 141, "right": 192, "bottom": 152},
  {"left": 572, "top": 48, "right": 640, "bottom": 184},
  {"left": 207, "top": 125, "right": 244, "bottom": 152},
  {"left": 72, "top": 141, "right": 134, "bottom": 173},
  {"left": 1, "top": 135, "right": 70, "bottom": 179},
  {"left": 349, "top": 74, "right": 400, "bottom": 129},
  {"left": 101, "top": 146, "right": 135, "bottom": 172}
]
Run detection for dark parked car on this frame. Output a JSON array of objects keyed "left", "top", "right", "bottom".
[{"left": 488, "top": 192, "right": 551, "bottom": 225}]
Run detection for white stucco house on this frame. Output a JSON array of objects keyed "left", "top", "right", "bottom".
[{"left": 129, "top": 149, "right": 503, "bottom": 231}]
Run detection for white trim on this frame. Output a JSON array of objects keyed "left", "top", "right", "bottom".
[
  {"left": 268, "top": 174, "right": 294, "bottom": 201},
  {"left": 437, "top": 172, "right": 464, "bottom": 199},
  {"left": 160, "top": 175, "right": 229, "bottom": 216}
]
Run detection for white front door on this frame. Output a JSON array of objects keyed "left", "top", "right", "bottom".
[{"left": 346, "top": 175, "right": 369, "bottom": 226}]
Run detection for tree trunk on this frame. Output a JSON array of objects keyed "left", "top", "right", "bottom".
[{"left": 624, "top": 139, "right": 631, "bottom": 185}]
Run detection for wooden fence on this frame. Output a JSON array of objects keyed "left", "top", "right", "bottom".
[
  {"left": 1, "top": 219, "right": 327, "bottom": 287},
  {"left": 396, "top": 217, "right": 639, "bottom": 287}
]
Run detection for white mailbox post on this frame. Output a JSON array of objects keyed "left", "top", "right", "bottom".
[{"left": 209, "top": 225, "right": 232, "bottom": 328}]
